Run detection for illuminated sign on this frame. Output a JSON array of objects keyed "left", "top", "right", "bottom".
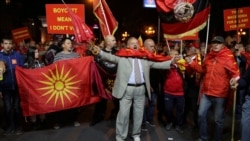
[
  {"left": 143, "top": 0, "right": 156, "bottom": 8},
  {"left": 46, "top": 4, "right": 85, "bottom": 34}
]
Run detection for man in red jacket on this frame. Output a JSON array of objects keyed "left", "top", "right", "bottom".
[
  {"left": 186, "top": 36, "right": 240, "bottom": 141},
  {"left": 163, "top": 49, "right": 185, "bottom": 133}
]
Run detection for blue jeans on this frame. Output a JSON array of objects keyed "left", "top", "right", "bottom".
[
  {"left": 198, "top": 94, "right": 225, "bottom": 141},
  {"left": 143, "top": 92, "right": 156, "bottom": 124},
  {"left": 241, "top": 95, "right": 250, "bottom": 141},
  {"left": 164, "top": 93, "right": 185, "bottom": 126},
  {"left": 2, "top": 89, "right": 22, "bottom": 130}
]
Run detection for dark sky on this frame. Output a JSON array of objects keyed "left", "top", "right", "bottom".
[{"left": 0, "top": 0, "right": 250, "bottom": 40}]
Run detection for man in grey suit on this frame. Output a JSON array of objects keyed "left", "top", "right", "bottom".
[{"left": 93, "top": 37, "right": 177, "bottom": 141}]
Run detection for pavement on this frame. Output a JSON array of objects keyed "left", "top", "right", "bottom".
[{"left": 0, "top": 100, "right": 242, "bottom": 141}]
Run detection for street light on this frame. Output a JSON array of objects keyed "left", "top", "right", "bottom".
[
  {"left": 145, "top": 26, "right": 155, "bottom": 36},
  {"left": 122, "top": 31, "right": 129, "bottom": 41},
  {"left": 86, "top": 0, "right": 93, "bottom": 3},
  {"left": 93, "top": 24, "right": 99, "bottom": 29},
  {"left": 237, "top": 29, "right": 246, "bottom": 36}
]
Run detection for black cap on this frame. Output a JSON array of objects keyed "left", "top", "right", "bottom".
[{"left": 211, "top": 36, "right": 224, "bottom": 43}]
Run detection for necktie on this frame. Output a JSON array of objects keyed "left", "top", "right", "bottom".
[{"left": 134, "top": 59, "right": 141, "bottom": 84}]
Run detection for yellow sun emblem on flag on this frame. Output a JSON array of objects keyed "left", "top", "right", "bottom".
[{"left": 37, "top": 65, "right": 81, "bottom": 107}]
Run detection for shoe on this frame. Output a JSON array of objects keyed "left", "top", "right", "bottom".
[
  {"left": 141, "top": 124, "right": 148, "bottom": 131},
  {"left": 165, "top": 123, "right": 173, "bottom": 131},
  {"left": 74, "top": 121, "right": 80, "bottom": 127},
  {"left": 146, "top": 120, "right": 156, "bottom": 127},
  {"left": 3, "top": 129, "right": 14, "bottom": 136},
  {"left": 175, "top": 126, "right": 184, "bottom": 134},
  {"left": 133, "top": 136, "right": 141, "bottom": 141},
  {"left": 14, "top": 129, "right": 23, "bottom": 135},
  {"left": 53, "top": 123, "right": 60, "bottom": 130}
]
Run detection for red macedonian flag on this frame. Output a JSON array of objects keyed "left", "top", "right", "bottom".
[
  {"left": 16, "top": 56, "right": 100, "bottom": 116},
  {"left": 93, "top": 0, "right": 118, "bottom": 37}
]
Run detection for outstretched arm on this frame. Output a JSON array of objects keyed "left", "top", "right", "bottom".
[{"left": 92, "top": 45, "right": 120, "bottom": 63}]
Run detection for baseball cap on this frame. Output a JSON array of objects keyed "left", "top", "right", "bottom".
[{"left": 211, "top": 36, "right": 225, "bottom": 43}]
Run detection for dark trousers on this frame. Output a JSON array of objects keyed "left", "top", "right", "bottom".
[
  {"left": 184, "top": 85, "right": 199, "bottom": 127},
  {"left": 92, "top": 98, "right": 119, "bottom": 120},
  {"left": 164, "top": 93, "right": 185, "bottom": 127},
  {"left": 143, "top": 92, "right": 157, "bottom": 123},
  {"left": 50, "top": 107, "right": 79, "bottom": 126},
  {"left": 157, "top": 92, "right": 165, "bottom": 120},
  {"left": 236, "top": 89, "right": 246, "bottom": 120},
  {"left": 92, "top": 99, "right": 108, "bottom": 119},
  {"left": 2, "top": 89, "right": 22, "bottom": 130}
]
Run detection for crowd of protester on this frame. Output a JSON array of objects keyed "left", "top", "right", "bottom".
[{"left": 0, "top": 34, "right": 250, "bottom": 141}]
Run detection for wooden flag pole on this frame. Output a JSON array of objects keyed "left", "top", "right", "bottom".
[
  {"left": 204, "top": 14, "right": 210, "bottom": 57},
  {"left": 231, "top": 88, "right": 237, "bottom": 141},
  {"left": 165, "top": 39, "right": 171, "bottom": 54},
  {"left": 180, "top": 40, "right": 183, "bottom": 58}
]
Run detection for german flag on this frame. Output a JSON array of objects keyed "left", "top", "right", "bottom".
[{"left": 156, "top": 0, "right": 210, "bottom": 39}]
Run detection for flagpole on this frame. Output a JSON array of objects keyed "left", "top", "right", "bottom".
[
  {"left": 180, "top": 40, "right": 183, "bottom": 58},
  {"left": 231, "top": 89, "right": 237, "bottom": 141},
  {"left": 157, "top": 16, "right": 161, "bottom": 44},
  {"left": 62, "top": 0, "right": 66, "bottom": 6},
  {"left": 236, "top": 1, "right": 239, "bottom": 43},
  {"left": 165, "top": 39, "right": 171, "bottom": 54},
  {"left": 204, "top": 14, "right": 211, "bottom": 56},
  {"left": 100, "top": 0, "right": 111, "bottom": 35}
]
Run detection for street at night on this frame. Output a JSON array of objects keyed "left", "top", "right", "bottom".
[
  {"left": 0, "top": 0, "right": 250, "bottom": 141},
  {"left": 0, "top": 101, "right": 241, "bottom": 141}
]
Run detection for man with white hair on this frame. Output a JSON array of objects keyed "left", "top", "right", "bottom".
[{"left": 92, "top": 37, "right": 179, "bottom": 141}]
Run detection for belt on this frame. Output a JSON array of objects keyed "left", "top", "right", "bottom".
[{"left": 127, "top": 83, "right": 145, "bottom": 87}]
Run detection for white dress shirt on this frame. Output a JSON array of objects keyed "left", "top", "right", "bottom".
[{"left": 128, "top": 59, "right": 145, "bottom": 84}]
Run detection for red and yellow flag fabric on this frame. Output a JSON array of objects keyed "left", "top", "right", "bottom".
[
  {"left": 16, "top": 57, "right": 100, "bottom": 116},
  {"left": 115, "top": 48, "right": 172, "bottom": 62},
  {"left": 156, "top": 0, "right": 210, "bottom": 39},
  {"left": 138, "top": 36, "right": 143, "bottom": 47},
  {"left": 93, "top": 0, "right": 118, "bottom": 37},
  {"left": 90, "top": 63, "right": 115, "bottom": 100},
  {"left": 63, "top": 3, "right": 94, "bottom": 43}
]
